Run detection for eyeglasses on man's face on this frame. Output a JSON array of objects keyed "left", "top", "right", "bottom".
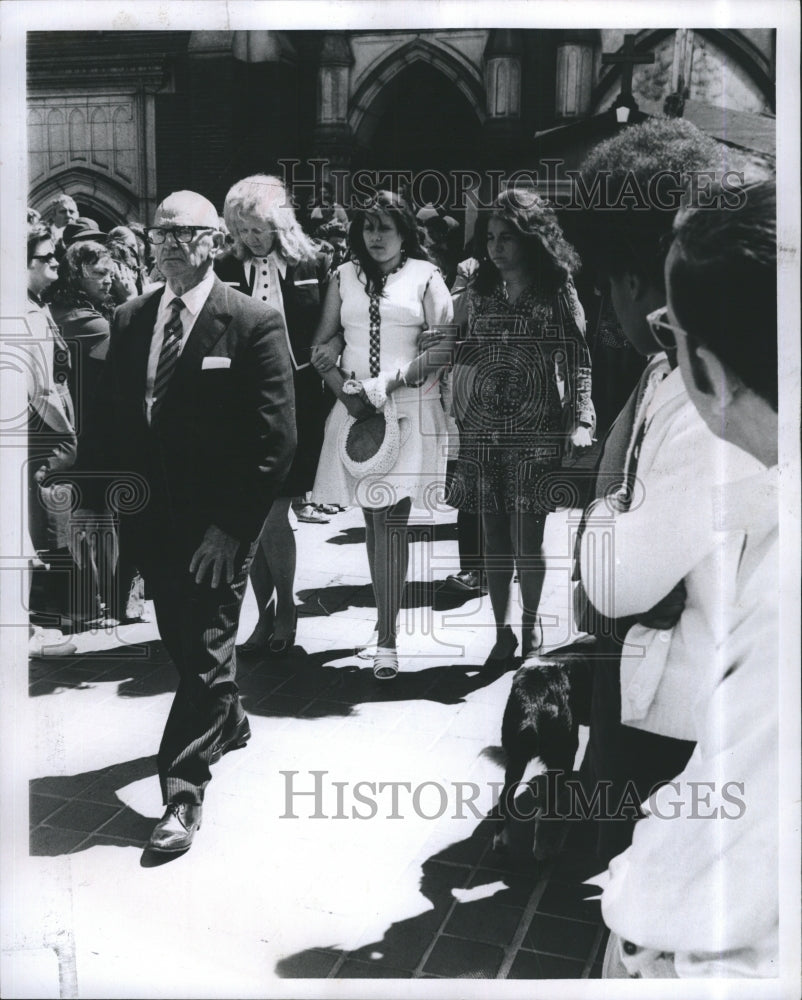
[
  {"left": 32, "top": 252, "right": 58, "bottom": 263},
  {"left": 646, "top": 306, "right": 686, "bottom": 351},
  {"left": 146, "top": 226, "right": 215, "bottom": 245}
]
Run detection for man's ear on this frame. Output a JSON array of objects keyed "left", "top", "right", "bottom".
[
  {"left": 693, "top": 344, "right": 738, "bottom": 409},
  {"left": 626, "top": 270, "right": 647, "bottom": 303},
  {"left": 208, "top": 230, "right": 226, "bottom": 256}
]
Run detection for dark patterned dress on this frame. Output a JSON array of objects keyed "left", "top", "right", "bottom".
[{"left": 447, "top": 277, "right": 593, "bottom": 515}]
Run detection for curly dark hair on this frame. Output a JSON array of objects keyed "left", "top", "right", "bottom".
[
  {"left": 348, "top": 191, "right": 429, "bottom": 295},
  {"left": 48, "top": 241, "right": 113, "bottom": 313},
  {"left": 575, "top": 118, "right": 751, "bottom": 290},
  {"left": 472, "top": 188, "right": 580, "bottom": 297}
]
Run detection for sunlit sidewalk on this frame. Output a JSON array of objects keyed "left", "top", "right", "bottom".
[{"left": 10, "top": 504, "right": 607, "bottom": 996}]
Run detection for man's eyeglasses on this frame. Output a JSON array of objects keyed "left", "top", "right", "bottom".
[
  {"left": 146, "top": 226, "right": 214, "bottom": 245},
  {"left": 32, "top": 252, "right": 58, "bottom": 263},
  {"left": 646, "top": 306, "right": 685, "bottom": 351}
]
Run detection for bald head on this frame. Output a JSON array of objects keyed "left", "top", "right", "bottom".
[
  {"left": 155, "top": 191, "right": 220, "bottom": 230},
  {"left": 152, "top": 191, "right": 223, "bottom": 294}
]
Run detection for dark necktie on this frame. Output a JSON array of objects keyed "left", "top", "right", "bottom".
[{"left": 151, "top": 297, "right": 184, "bottom": 424}]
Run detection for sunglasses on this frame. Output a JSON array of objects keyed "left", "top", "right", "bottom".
[
  {"left": 32, "top": 252, "right": 58, "bottom": 263},
  {"left": 646, "top": 306, "right": 685, "bottom": 351},
  {"left": 146, "top": 226, "right": 214, "bottom": 245}
]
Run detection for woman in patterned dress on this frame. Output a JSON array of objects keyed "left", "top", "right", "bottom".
[
  {"left": 310, "top": 191, "right": 454, "bottom": 679},
  {"left": 448, "top": 189, "right": 594, "bottom": 663}
]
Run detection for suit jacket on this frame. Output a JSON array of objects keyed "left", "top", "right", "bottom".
[
  {"left": 81, "top": 275, "right": 297, "bottom": 559},
  {"left": 215, "top": 250, "right": 330, "bottom": 370}
]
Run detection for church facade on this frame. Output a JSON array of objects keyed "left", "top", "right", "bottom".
[{"left": 27, "top": 28, "right": 775, "bottom": 228}]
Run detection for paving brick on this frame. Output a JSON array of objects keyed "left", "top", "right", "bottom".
[
  {"left": 466, "top": 868, "right": 540, "bottom": 909},
  {"left": 336, "top": 959, "right": 412, "bottom": 978},
  {"left": 298, "top": 699, "right": 354, "bottom": 720},
  {"left": 43, "top": 799, "right": 122, "bottom": 834},
  {"left": 523, "top": 913, "right": 599, "bottom": 960},
  {"left": 536, "top": 879, "right": 603, "bottom": 923},
  {"left": 275, "top": 948, "right": 342, "bottom": 978},
  {"left": 443, "top": 900, "right": 523, "bottom": 946},
  {"left": 348, "top": 908, "right": 444, "bottom": 971},
  {"left": 251, "top": 693, "right": 314, "bottom": 718},
  {"left": 507, "top": 950, "right": 586, "bottom": 979},
  {"left": 29, "top": 793, "right": 65, "bottom": 825},
  {"left": 29, "top": 824, "right": 89, "bottom": 856},
  {"left": 423, "top": 936, "right": 505, "bottom": 978}
]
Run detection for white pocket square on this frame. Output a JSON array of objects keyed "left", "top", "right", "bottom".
[{"left": 202, "top": 357, "right": 231, "bottom": 370}]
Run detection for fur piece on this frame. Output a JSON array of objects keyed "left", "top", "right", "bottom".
[{"left": 493, "top": 639, "right": 594, "bottom": 860}]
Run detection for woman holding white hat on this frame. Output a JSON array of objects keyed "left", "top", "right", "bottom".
[{"left": 311, "top": 191, "right": 455, "bottom": 680}]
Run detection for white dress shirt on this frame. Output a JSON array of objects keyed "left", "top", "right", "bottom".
[
  {"left": 598, "top": 467, "right": 779, "bottom": 978},
  {"left": 579, "top": 367, "right": 764, "bottom": 740},
  {"left": 145, "top": 269, "right": 216, "bottom": 424}
]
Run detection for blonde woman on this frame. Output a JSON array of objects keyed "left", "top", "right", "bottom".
[{"left": 218, "top": 174, "right": 331, "bottom": 655}]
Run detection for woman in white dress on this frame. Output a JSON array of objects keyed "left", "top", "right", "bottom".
[{"left": 311, "top": 191, "right": 454, "bottom": 679}]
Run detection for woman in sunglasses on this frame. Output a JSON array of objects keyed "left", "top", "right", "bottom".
[{"left": 25, "top": 223, "right": 78, "bottom": 652}]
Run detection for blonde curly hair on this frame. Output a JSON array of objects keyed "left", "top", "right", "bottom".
[{"left": 223, "top": 174, "right": 317, "bottom": 266}]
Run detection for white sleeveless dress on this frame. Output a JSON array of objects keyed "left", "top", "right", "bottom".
[{"left": 311, "top": 257, "right": 452, "bottom": 509}]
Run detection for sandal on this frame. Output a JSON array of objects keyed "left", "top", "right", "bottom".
[
  {"left": 372, "top": 647, "right": 399, "bottom": 681},
  {"left": 294, "top": 504, "right": 330, "bottom": 524},
  {"left": 315, "top": 503, "right": 342, "bottom": 516}
]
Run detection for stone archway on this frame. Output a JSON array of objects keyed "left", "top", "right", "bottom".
[
  {"left": 30, "top": 169, "right": 141, "bottom": 230},
  {"left": 349, "top": 44, "right": 485, "bottom": 217}
]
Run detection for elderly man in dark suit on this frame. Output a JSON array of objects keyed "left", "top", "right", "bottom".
[{"left": 83, "top": 190, "right": 296, "bottom": 852}]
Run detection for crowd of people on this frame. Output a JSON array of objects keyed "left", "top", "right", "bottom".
[{"left": 22, "top": 116, "right": 779, "bottom": 978}]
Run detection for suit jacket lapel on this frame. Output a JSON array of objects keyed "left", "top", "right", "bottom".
[{"left": 172, "top": 277, "right": 233, "bottom": 382}]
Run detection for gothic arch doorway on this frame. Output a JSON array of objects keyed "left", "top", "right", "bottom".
[{"left": 351, "top": 60, "right": 484, "bottom": 220}]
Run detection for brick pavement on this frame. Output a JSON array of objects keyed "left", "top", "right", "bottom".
[{"left": 15, "top": 504, "right": 609, "bottom": 994}]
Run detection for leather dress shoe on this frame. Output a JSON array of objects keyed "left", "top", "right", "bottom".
[
  {"left": 147, "top": 801, "right": 202, "bottom": 853},
  {"left": 210, "top": 713, "right": 251, "bottom": 764}
]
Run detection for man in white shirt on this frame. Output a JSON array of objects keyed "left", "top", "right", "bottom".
[
  {"left": 596, "top": 179, "right": 780, "bottom": 977},
  {"left": 82, "top": 191, "right": 296, "bottom": 853}
]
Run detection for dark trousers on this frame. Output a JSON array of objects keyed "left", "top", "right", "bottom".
[
  {"left": 146, "top": 537, "right": 257, "bottom": 805},
  {"left": 446, "top": 460, "right": 484, "bottom": 573},
  {"left": 578, "top": 636, "right": 695, "bottom": 864}
]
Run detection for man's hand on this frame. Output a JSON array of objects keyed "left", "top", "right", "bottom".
[
  {"left": 566, "top": 424, "right": 594, "bottom": 458},
  {"left": 637, "top": 579, "right": 687, "bottom": 630},
  {"left": 189, "top": 524, "right": 239, "bottom": 588},
  {"left": 417, "top": 328, "right": 445, "bottom": 353}
]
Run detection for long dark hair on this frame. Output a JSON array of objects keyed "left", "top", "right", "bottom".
[
  {"left": 472, "top": 188, "right": 580, "bottom": 297},
  {"left": 348, "top": 191, "right": 429, "bottom": 295}
]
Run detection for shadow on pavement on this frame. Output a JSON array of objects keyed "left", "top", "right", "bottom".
[
  {"left": 30, "top": 755, "right": 159, "bottom": 855},
  {"left": 29, "top": 640, "right": 178, "bottom": 699},
  {"left": 241, "top": 648, "right": 513, "bottom": 718},
  {"left": 297, "top": 579, "right": 481, "bottom": 618},
  {"left": 274, "top": 824, "right": 542, "bottom": 979},
  {"left": 325, "top": 526, "right": 366, "bottom": 545}
]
